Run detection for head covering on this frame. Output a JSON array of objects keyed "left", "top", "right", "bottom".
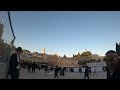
[{"left": 16, "top": 47, "right": 23, "bottom": 52}]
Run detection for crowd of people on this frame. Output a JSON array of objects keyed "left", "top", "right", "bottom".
[
  {"left": 7, "top": 47, "right": 120, "bottom": 79},
  {"left": 20, "top": 60, "right": 38, "bottom": 73},
  {"left": 20, "top": 59, "right": 67, "bottom": 79}
]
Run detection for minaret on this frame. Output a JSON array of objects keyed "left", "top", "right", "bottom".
[
  {"left": 42, "top": 48, "right": 46, "bottom": 54},
  {"left": 43, "top": 48, "right": 45, "bottom": 54}
]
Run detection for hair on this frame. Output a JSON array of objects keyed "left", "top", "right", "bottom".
[
  {"left": 106, "top": 50, "right": 116, "bottom": 55},
  {"left": 105, "top": 50, "right": 120, "bottom": 65}
]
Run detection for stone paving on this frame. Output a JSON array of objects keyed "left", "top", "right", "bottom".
[{"left": 19, "top": 68, "right": 107, "bottom": 79}]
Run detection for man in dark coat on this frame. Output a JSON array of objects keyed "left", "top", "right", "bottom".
[
  {"left": 106, "top": 66, "right": 111, "bottom": 79},
  {"left": 84, "top": 66, "right": 89, "bottom": 79},
  {"left": 32, "top": 62, "right": 36, "bottom": 73},
  {"left": 54, "top": 65, "right": 59, "bottom": 78},
  {"left": 8, "top": 47, "right": 22, "bottom": 79},
  {"left": 105, "top": 50, "right": 120, "bottom": 79},
  {"left": 79, "top": 67, "right": 82, "bottom": 74},
  {"left": 62, "top": 67, "right": 65, "bottom": 76}
]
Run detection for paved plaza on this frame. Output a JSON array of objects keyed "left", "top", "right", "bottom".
[{"left": 19, "top": 68, "right": 107, "bottom": 79}]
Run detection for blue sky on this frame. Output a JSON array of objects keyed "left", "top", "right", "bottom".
[{"left": 10, "top": 11, "right": 120, "bottom": 57}]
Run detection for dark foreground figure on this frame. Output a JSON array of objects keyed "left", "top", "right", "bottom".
[
  {"left": 105, "top": 50, "right": 120, "bottom": 79},
  {"left": 8, "top": 47, "right": 22, "bottom": 79}
]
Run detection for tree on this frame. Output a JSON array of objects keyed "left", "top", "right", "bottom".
[
  {"left": 81, "top": 51, "right": 92, "bottom": 56},
  {"left": 63, "top": 54, "right": 67, "bottom": 58},
  {"left": 77, "top": 52, "right": 80, "bottom": 57}
]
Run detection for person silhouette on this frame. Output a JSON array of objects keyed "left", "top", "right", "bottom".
[{"left": 8, "top": 47, "right": 23, "bottom": 79}]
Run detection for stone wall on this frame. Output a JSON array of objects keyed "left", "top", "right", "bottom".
[{"left": 0, "top": 63, "right": 7, "bottom": 79}]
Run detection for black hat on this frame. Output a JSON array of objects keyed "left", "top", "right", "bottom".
[{"left": 16, "top": 47, "right": 23, "bottom": 52}]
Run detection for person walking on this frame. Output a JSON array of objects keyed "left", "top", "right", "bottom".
[
  {"left": 8, "top": 47, "right": 23, "bottom": 79},
  {"left": 84, "top": 66, "right": 90, "bottom": 79}
]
